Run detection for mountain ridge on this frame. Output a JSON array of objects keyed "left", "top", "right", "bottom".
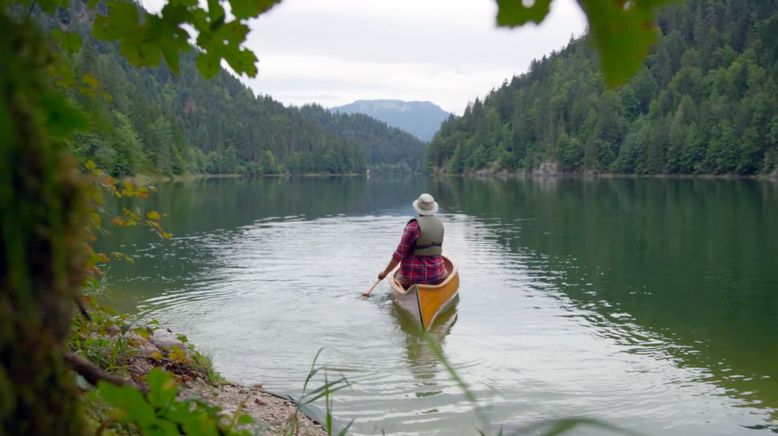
[{"left": 332, "top": 99, "right": 451, "bottom": 142}]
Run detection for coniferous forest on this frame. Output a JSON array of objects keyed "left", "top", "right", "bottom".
[
  {"left": 53, "top": 3, "right": 425, "bottom": 177},
  {"left": 429, "top": 0, "right": 777, "bottom": 176}
]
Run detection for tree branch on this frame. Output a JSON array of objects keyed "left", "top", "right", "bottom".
[{"left": 63, "top": 351, "right": 145, "bottom": 393}]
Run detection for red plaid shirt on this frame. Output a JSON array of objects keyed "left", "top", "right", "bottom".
[{"left": 392, "top": 220, "right": 447, "bottom": 284}]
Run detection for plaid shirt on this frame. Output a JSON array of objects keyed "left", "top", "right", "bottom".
[{"left": 392, "top": 220, "right": 447, "bottom": 284}]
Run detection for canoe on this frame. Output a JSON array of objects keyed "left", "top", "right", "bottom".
[{"left": 388, "top": 255, "right": 460, "bottom": 332}]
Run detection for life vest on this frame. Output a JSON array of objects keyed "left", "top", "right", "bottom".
[{"left": 409, "top": 215, "right": 444, "bottom": 256}]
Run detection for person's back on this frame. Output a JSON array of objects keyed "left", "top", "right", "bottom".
[{"left": 378, "top": 193, "right": 447, "bottom": 287}]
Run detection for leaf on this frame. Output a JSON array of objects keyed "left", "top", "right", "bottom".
[
  {"left": 146, "top": 211, "right": 162, "bottom": 221},
  {"left": 229, "top": 0, "right": 281, "bottom": 20},
  {"left": 495, "top": 0, "right": 674, "bottom": 87},
  {"left": 495, "top": 0, "right": 552, "bottom": 26},
  {"left": 97, "top": 381, "right": 157, "bottom": 428},
  {"left": 579, "top": 0, "right": 671, "bottom": 87},
  {"left": 224, "top": 48, "right": 258, "bottom": 77},
  {"left": 196, "top": 52, "right": 221, "bottom": 78},
  {"left": 39, "top": 94, "right": 87, "bottom": 137},
  {"left": 51, "top": 29, "right": 82, "bottom": 53},
  {"left": 120, "top": 40, "right": 163, "bottom": 68},
  {"left": 180, "top": 410, "right": 219, "bottom": 436},
  {"left": 146, "top": 368, "right": 179, "bottom": 410},
  {"left": 237, "top": 414, "right": 254, "bottom": 424},
  {"left": 93, "top": 1, "right": 141, "bottom": 41}
]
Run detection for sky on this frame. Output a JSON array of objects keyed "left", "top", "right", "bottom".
[{"left": 145, "top": 0, "right": 589, "bottom": 115}]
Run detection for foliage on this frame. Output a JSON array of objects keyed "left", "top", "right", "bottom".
[
  {"left": 0, "top": 0, "right": 711, "bottom": 431},
  {"left": 81, "top": 160, "right": 171, "bottom": 293},
  {"left": 97, "top": 368, "right": 253, "bottom": 435},
  {"left": 288, "top": 348, "right": 352, "bottom": 436},
  {"left": 430, "top": 0, "right": 777, "bottom": 176},
  {"left": 50, "top": 12, "right": 389, "bottom": 176},
  {"left": 496, "top": 0, "right": 675, "bottom": 87},
  {"left": 0, "top": 8, "right": 91, "bottom": 433}
]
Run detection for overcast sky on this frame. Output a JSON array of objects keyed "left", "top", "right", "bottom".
[{"left": 145, "top": 0, "right": 588, "bottom": 114}]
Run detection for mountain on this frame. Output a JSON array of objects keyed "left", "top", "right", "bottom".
[
  {"left": 332, "top": 100, "right": 451, "bottom": 142},
  {"left": 429, "top": 0, "right": 777, "bottom": 176},
  {"left": 51, "top": 4, "right": 426, "bottom": 177},
  {"left": 300, "top": 105, "right": 427, "bottom": 173}
]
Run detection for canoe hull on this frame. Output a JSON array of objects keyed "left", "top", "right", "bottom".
[{"left": 389, "top": 256, "right": 460, "bottom": 331}]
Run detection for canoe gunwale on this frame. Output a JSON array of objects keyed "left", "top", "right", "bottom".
[
  {"left": 388, "top": 256, "right": 458, "bottom": 295},
  {"left": 388, "top": 256, "right": 459, "bottom": 331}
]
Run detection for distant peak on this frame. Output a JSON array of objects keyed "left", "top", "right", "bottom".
[{"left": 330, "top": 99, "right": 451, "bottom": 142}]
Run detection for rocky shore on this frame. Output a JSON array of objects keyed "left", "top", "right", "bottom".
[
  {"left": 139, "top": 329, "right": 325, "bottom": 435},
  {"left": 69, "top": 311, "right": 326, "bottom": 435}
]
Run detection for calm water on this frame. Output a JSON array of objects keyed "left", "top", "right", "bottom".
[{"left": 101, "top": 177, "right": 778, "bottom": 435}]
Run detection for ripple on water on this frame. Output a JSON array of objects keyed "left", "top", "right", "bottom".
[{"left": 125, "top": 213, "right": 776, "bottom": 435}]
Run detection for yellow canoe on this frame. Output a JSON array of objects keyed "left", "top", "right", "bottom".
[{"left": 388, "top": 256, "right": 460, "bottom": 331}]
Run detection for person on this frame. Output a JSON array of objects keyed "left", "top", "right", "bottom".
[{"left": 378, "top": 193, "right": 448, "bottom": 288}]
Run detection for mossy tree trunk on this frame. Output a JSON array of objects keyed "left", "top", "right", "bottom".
[{"left": 0, "top": 10, "right": 89, "bottom": 434}]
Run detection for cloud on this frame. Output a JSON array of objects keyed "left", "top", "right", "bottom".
[{"left": 145, "top": 0, "right": 588, "bottom": 114}]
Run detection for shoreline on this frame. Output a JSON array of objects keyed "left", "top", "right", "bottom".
[
  {"left": 126, "top": 170, "right": 778, "bottom": 184},
  {"left": 70, "top": 309, "right": 326, "bottom": 435},
  {"left": 435, "top": 168, "right": 778, "bottom": 181},
  {"left": 127, "top": 172, "right": 367, "bottom": 184}
]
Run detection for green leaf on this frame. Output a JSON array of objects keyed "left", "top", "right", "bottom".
[
  {"left": 39, "top": 94, "right": 87, "bottom": 137},
  {"left": 120, "top": 40, "right": 163, "bottom": 67},
  {"left": 195, "top": 53, "right": 221, "bottom": 78},
  {"left": 97, "top": 381, "right": 157, "bottom": 428},
  {"left": 180, "top": 410, "right": 219, "bottom": 436},
  {"left": 495, "top": 0, "right": 552, "bottom": 26},
  {"left": 494, "top": 0, "right": 674, "bottom": 87},
  {"left": 51, "top": 29, "right": 82, "bottom": 53},
  {"left": 229, "top": 0, "right": 281, "bottom": 20},
  {"left": 224, "top": 48, "right": 258, "bottom": 77},
  {"left": 207, "top": 0, "right": 226, "bottom": 24},
  {"left": 237, "top": 414, "right": 254, "bottom": 424},
  {"left": 93, "top": 1, "right": 141, "bottom": 41},
  {"left": 146, "top": 368, "right": 178, "bottom": 410},
  {"left": 579, "top": 0, "right": 672, "bottom": 87}
]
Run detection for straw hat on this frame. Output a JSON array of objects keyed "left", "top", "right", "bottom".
[{"left": 412, "top": 193, "right": 439, "bottom": 216}]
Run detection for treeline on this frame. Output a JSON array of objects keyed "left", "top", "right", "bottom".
[
  {"left": 300, "top": 105, "right": 427, "bottom": 173},
  {"left": 52, "top": 3, "right": 424, "bottom": 177},
  {"left": 429, "top": 0, "right": 777, "bottom": 175}
]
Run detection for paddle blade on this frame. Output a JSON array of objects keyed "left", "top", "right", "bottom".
[{"left": 361, "top": 279, "right": 381, "bottom": 298}]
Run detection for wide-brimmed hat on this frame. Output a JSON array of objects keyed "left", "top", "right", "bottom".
[{"left": 412, "top": 193, "right": 439, "bottom": 216}]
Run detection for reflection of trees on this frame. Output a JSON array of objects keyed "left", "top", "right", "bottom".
[
  {"left": 432, "top": 176, "right": 778, "bottom": 426},
  {"left": 98, "top": 176, "right": 429, "bottom": 309},
  {"left": 390, "top": 299, "right": 458, "bottom": 398}
]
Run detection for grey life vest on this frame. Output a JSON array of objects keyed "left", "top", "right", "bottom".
[{"left": 410, "top": 215, "right": 444, "bottom": 256}]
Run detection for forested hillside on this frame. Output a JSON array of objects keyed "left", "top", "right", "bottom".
[
  {"left": 429, "top": 0, "right": 777, "bottom": 176},
  {"left": 300, "top": 105, "right": 427, "bottom": 172},
  {"left": 54, "top": 4, "right": 423, "bottom": 177}
]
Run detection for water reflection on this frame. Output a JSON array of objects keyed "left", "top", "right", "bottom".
[
  {"left": 98, "top": 176, "right": 778, "bottom": 434},
  {"left": 391, "top": 300, "right": 459, "bottom": 399},
  {"left": 433, "top": 176, "right": 778, "bottom": 429}
]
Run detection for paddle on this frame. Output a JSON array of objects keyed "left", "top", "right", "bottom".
[{"left": 361, "top": 278, "right": 382, "bottom": 298}]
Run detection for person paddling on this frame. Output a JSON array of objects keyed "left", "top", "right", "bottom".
[{"left": 377, "top": 193, "right": 448, "bottom": 288}]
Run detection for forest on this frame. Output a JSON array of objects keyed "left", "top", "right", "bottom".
[
  {"left": 428, "top": 0, "right": 777, "bottom": 175},
  {"left": 52, "top": 2, "right": 425, "bottom": 177}
]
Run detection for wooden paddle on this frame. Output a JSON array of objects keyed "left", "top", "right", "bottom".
[{"left": 361, "top": 278, "right": 382, "bottom": 298}]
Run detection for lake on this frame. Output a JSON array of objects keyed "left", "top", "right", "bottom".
[{"left": 100, "top": 176, "right": 778, "bottom": 435}]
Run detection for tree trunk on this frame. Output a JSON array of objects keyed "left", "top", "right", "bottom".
[{"left": 0, "top": 11, "right": 89, "bottom": 434}]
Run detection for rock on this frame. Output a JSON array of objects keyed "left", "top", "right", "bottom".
[
  {"left": 150, "top": 329, "right": 186, "bottom": 351},
  {"left": 533, "top": 161, "right": 561, "bottom": 176}
]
